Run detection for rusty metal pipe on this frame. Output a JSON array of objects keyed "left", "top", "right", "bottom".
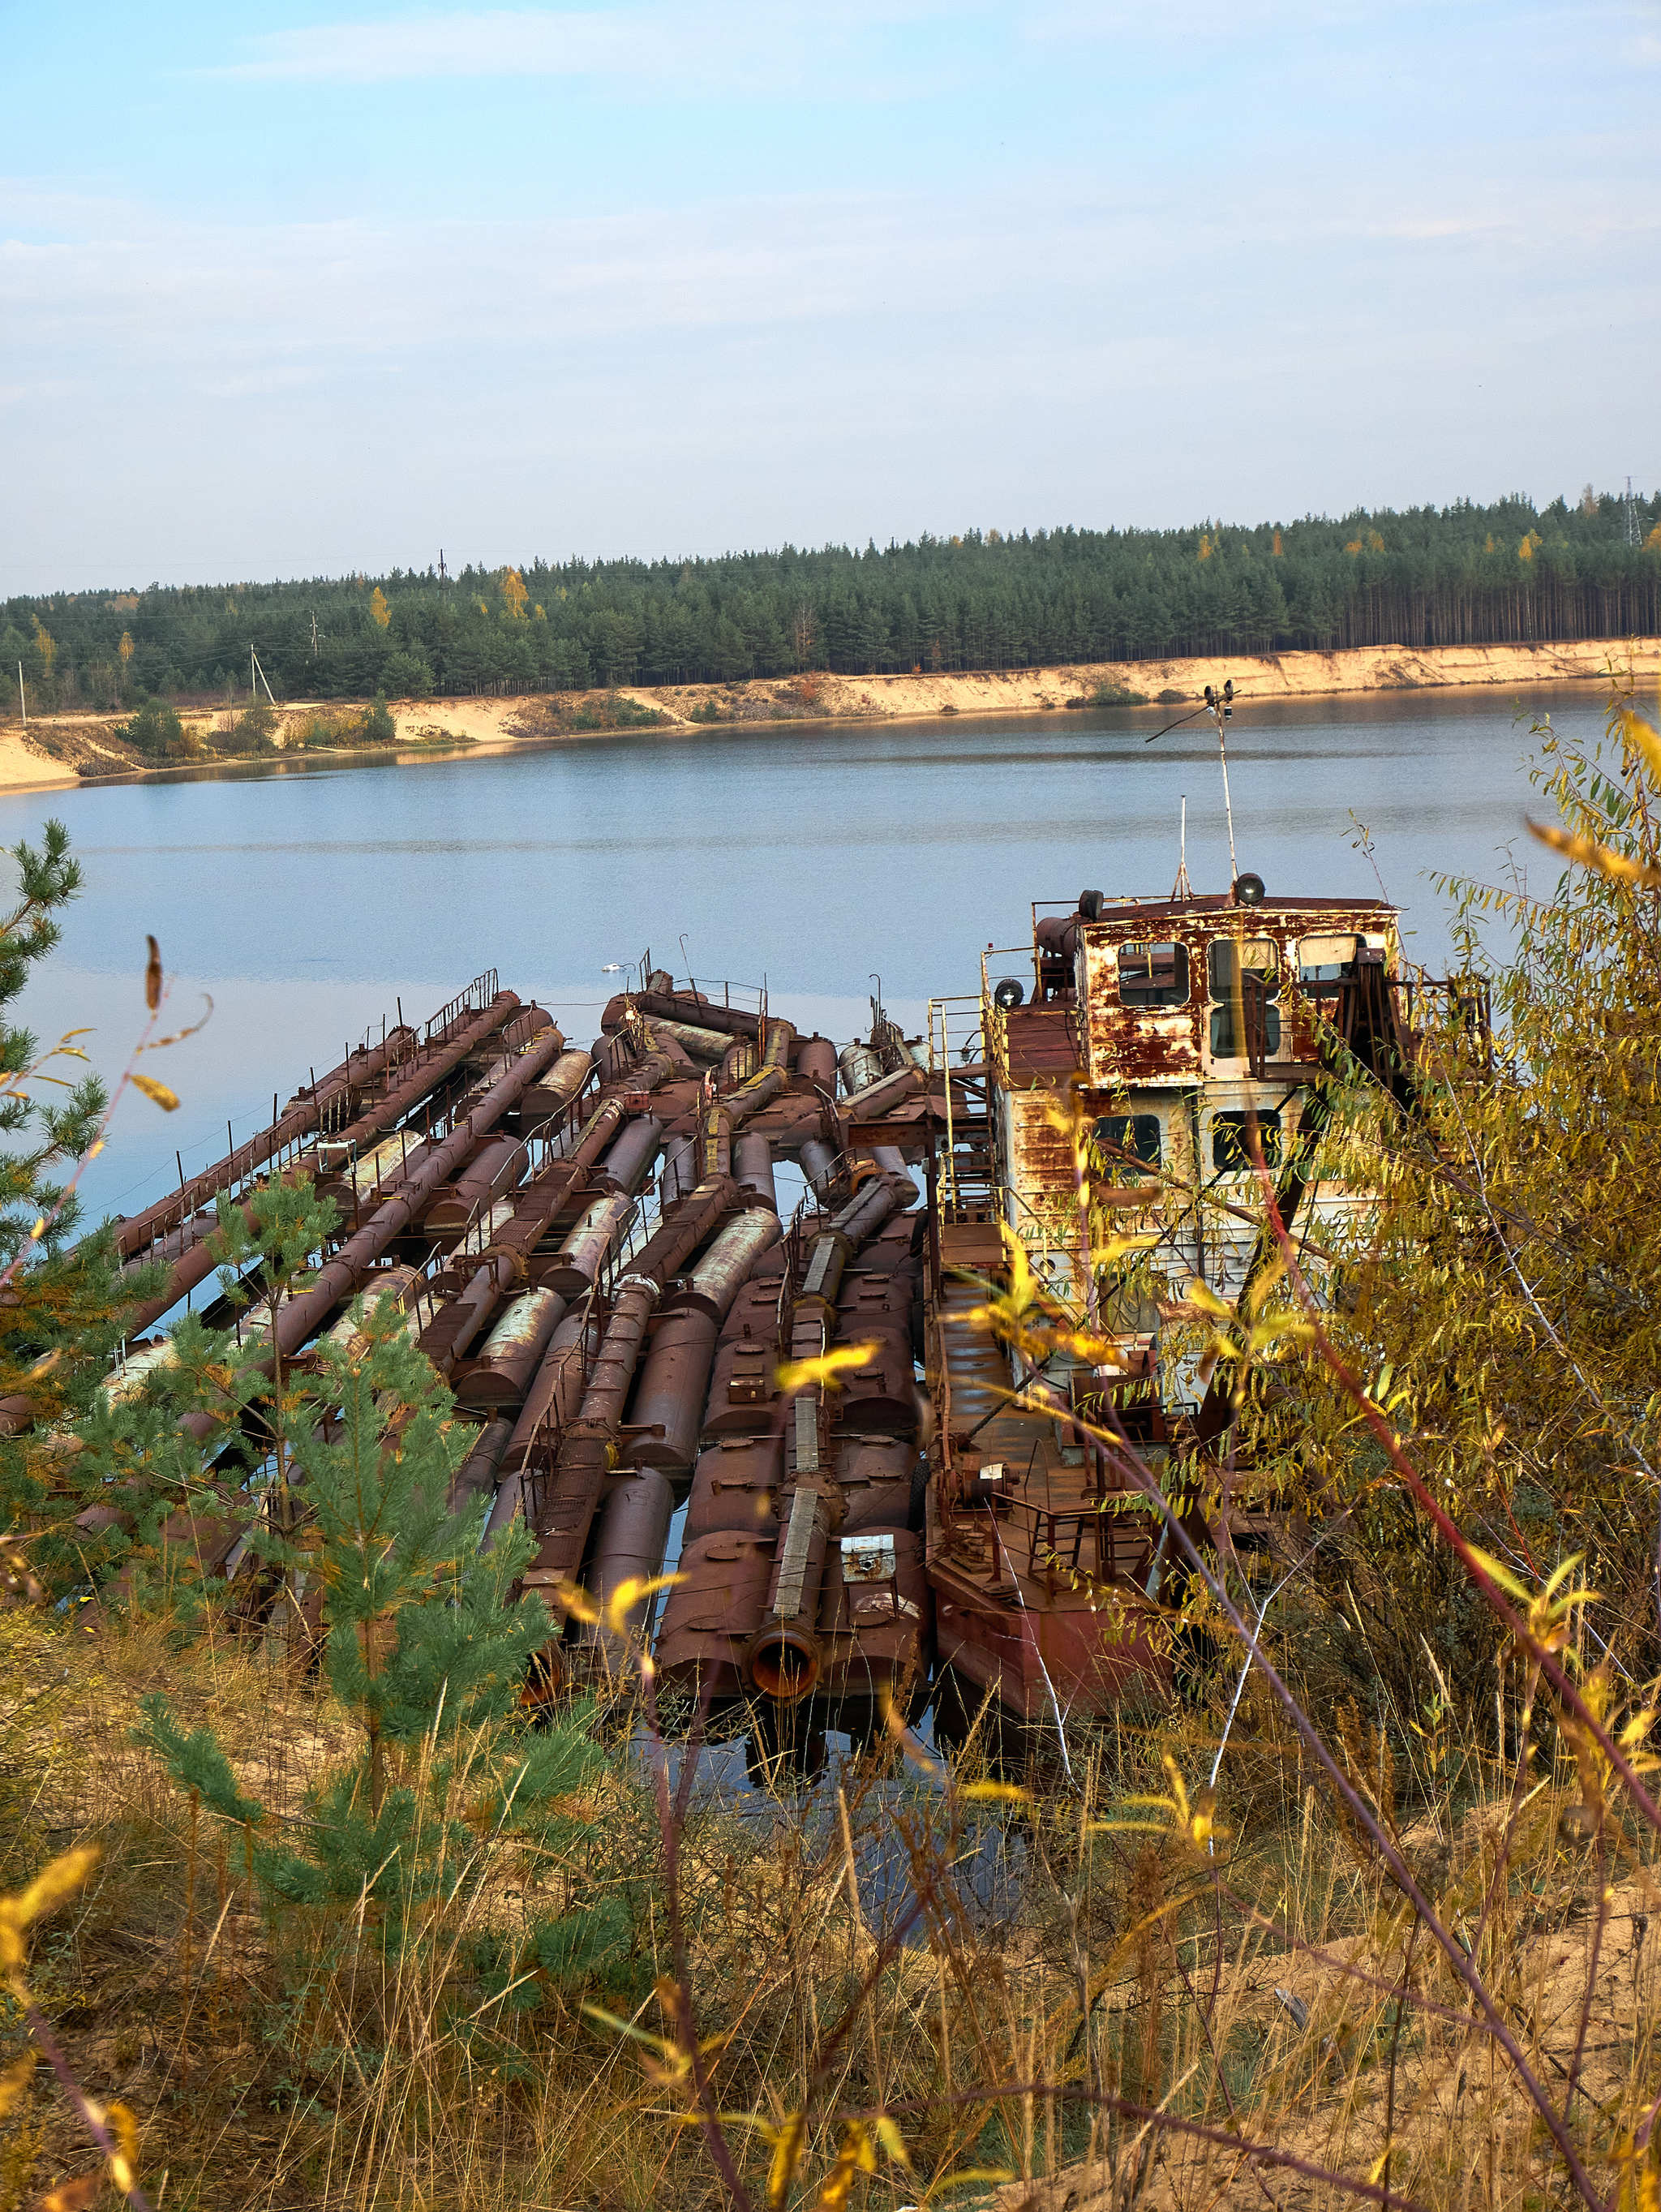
[
  {"left": 595, "top": 1114, "right": 663, "bottom": 1196},
  {"left": 659, "top": 1133, "right": 697, "bottom": 1207},
  {"left": 453, "top": 1285, "right": 570, "bottom": 1408},
  {"left": 682, "top": 1209, "right": 781, "bottom": 1319},
  {"left": 843, "top": 1065, "right": 923, "bottom": 1120},
  {"left": 580, "top": 1468, "right": 677, "bottom": 1642},
  {"left": 449, "top": 1415, "right": 514, "bottom": 1513},
  {"left": 542, "top": 1194, "right": 637, "bottom": 1296},
  {"left": 746, "top": 1486, "right": 828, "bottom": 1702},
  {"left": 636, "top": 1016, "right": 732, "bottom": 1063},
  {"left": 799, "top": 1136, "right": 839, "bottom": 1196},
  {"left": 733, "top": 1132, "right": 776, "bottom": 1208},
  {"left": 795, "top": 1036, "right": 837, "bottom": 1092},
  {"left": 315, "top": 992, "right": 526, "bottom": 1165},
  {"left": 110, "top": 1023, "right": 416, "bottom": 1261},
  {"left": 626, "top": 1309, "right": 719, "bottom": 1472},
  {"left": 258, "top": 1024, "right": 569, "bottom": 1368},
  {"left": 839, "top": 1042, "right": 883, "bottom": 1095}
]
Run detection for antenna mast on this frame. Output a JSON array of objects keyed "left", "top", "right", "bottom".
[
  {"left": 1171, "top": 794, "right": 1192, "bottom": 901},
  {"left": 1204, "top": 681, "right": 1238, "bottom": 886}
]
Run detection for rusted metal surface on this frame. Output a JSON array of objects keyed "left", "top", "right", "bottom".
[
  {"left": 626, "top": 1308, "right": 718, "bottom": 1472},
  {"left": 452, "top": 1285, "right": 570, "bottom": 1409},
  {"left": 582, "top": 1468, "right": 676, "bottom": 1643},
  {"left": 541, "top": 1194, "right": 637, "bottom": 1298},
  {"left": 733, "top": 1132, "right": 777, "bottom": 1208},
  {"left": 796, "top": 1037, "right": 838, "bottom": 1092}
]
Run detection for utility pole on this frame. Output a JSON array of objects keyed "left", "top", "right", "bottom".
[
  {"left": 16, "top": 662, "right": 24, "bottom": 728},
  {"left": 439, "top": 548, "right": 447, "bottom": 586},
  {"left": 311, "top": 610, "right": 318, "bottom": 657},
  {"left": 1627, "top": 475, "right": 1640, "bottom": 548}
]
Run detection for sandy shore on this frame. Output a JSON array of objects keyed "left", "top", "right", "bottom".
[{"left": 3, "top": 637, "right": 1655, "bottom": 797}]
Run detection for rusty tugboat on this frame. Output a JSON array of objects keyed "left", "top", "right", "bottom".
[{"left": 79, "top": 689, "right": 1483, "bottom": 1742}]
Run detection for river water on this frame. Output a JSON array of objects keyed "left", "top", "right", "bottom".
[{"left": 0, "top": 685, "right": 1609, "bottom": 1230}]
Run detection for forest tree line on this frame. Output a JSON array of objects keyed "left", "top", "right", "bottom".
[{"left": 5, "top": 487, "right": 1659, "bottom": 713}]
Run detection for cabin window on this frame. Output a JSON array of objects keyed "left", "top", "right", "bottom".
[
  {"left": 1208, "top": 938, "right": 1280, "bottom": 1058},
  {"left": 1094, "top": 1113, "right": 1161, "bottom": 1170},
  {"left": 1298, "top": 932, "right": 1360, "bottom": 985},
  {"left": 1212, "top": 1109, "right": 1281, "bottom": 1172},
  {"left": 1118, "top": 941, "right": 1190, "bottom": 1008}
]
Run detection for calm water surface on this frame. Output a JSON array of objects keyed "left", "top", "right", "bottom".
[{"left": 0, "top": 686, "right": 1602, "bottom": 1226}]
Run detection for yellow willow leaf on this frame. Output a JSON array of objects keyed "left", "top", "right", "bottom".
[
  {"left": 959, "top": 1780, "right": 1032, "bottom": 1805},
  {"left": 1527, "top": 818, "right": 1661, "bottom": 889},
  {"left": 1464, "top": 1544, "right": 1531, "bottom": 1604},
  {"left": 579, "top": 2002, "right": 681, "bottom": 2067},
  {"left": 1182, "top": 1278, "right": 1234, "bottom": 1320},
  {"left": 874, "top": 2115, "right": 912, "bottom": 2171},
  {"left": 927, "top": 2167, "right": 1016, "bottom": 2197},
  {"left": 0, "top": 2049, "right": 36, "bottom": 2119},
  {"left": 1617, "top": 704, "right": 1661, "bottom": 787},
  {"left": 775, "top": 1342, "right": 879, "bottom": 1394},
  {"left": 131, "top": 1072, "right": 180, "bottom": 1112},
  {"left": 767, "top": 2111, "right": 807, "bottom": 2207},
  {"left": 144, "top": 934, "right": 162, "bottom": 1012},
  {"left": 603, "top": 1571, "right": 682, "bottom": 1636},
  {"left": 546, "top": 1579, "right": 601, "bottom": 1626},
  {"left": 1096, "top": 1231, "right": 1161, "bottom": 1266}
]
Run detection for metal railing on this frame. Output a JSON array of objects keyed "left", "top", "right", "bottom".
[{"left": 423, "top": 969, "right": 500, "bottom": 1045}]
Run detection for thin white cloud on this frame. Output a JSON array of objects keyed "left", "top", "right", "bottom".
[{"left": 212, "top": 2, "right": 952, "bottom": 87}]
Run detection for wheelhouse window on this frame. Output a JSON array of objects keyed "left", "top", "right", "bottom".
[
  {"left": 1208, "top": 938, "right": 1280, "bottom": 1058},
  {"left": 1118, "top": 941, "right": 1190, "bottom": 1008},
  {"left": 1298, "top": 933, "right": 1361, "bottom": 986},
  {"left": 1212, "top": 1109, "right": 1281, "bottom": 1172},
  {"left": 1094, "top": 1113, "right": 1161, "bottom": 1171}
]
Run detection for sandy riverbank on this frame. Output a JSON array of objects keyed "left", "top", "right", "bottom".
[{"left": 2, "top": 637, "right": 1655, "bottom": 796}]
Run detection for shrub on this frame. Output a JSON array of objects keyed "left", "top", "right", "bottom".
[
  {"left": 117, "top": 694, "right": 187, "bottom": 759},
  {"left": 359, "top": 691, "right": 397, "bottom": 744},
  {"left": 215, "top": 699, "right": 278, "bottom": 755}
]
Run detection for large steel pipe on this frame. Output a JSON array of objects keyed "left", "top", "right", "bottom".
[
  {"left": 448, "top": 1415, "right": 514, "bottom": 1513},
  {"left": 627, "top": 1309, "right": 718, "bottom": 1472},
  {"left": 542, "top": 1194, "right": 637, "bottom": 1297},
  {"left": 110, "top": 1024, "right": 416, "bottom": 1261},
  {"left": 521, "top": 1179, "right": 738, "bottom": 1595},
  {"left": 795, "top": 1036, "right": 838, "bottom": 1092},
  {"left": 423, "top": 1133, "right": 529, "bottom": 1232},
  {"left": 659, "top": 1134, "right": 697, "bottom": 1207},
  {"left": 839, "top": 1042, "right": 883, "bottom": 1095},
  {"left": 733, "top": 1132, "right": 776, "bottom": 1208},
  {"left": 745, "top": 1485, "right": 830, "bottom": 1702},
  {"left": 842, "top": 1065, "right": 924, "bottom": 1120},
  {"left": 255, "top": 1024, "right": 570, "bottom": 1371},
  {"left": 595, "top": 1114, "right": 663, "bottom": 1196},
  {"left": 452, "top": 1286, "right": 570, "bottom": 1408},
  {"left": 315, "top": 992, "right": 526, "bottom": 1165},
  {"left": 580, "top": 1469, "right": 676, "bottom": 1643},
  {"left": 799, "top": 1137, "right": 839, "bottom": 1196},
  {"left": 602, "top": 989, "right": 760, "bottom": 1041},
  {"left": 680, "top": 1208, "right": 782, "bottom": 1320}
]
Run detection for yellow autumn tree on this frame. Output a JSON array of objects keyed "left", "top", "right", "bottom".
[
  {"left": 1197, "top": 534, "right": 1213, "bottom": 562},
  {"left": 501, "top": 568, "right": 529, "bottom": 619},
  {"left": 117, "top": 631, "right": 134, "bottom": 669},
  {"left": 1271, "top": 529, "right": 1283, "bottom": 556},
  {"left": 31, "top": 619, "right": 56, "bottom": 676},
  {"left": 1518, "top": 530, "right": 1543, "bottom": 561},
  {"left": 369, "top": 586, "right": 391, "bottom": 629}
]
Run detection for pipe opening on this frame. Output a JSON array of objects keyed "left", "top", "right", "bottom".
[{"left": 748, "top": 1627, "right": 822, "bottom": 1703}]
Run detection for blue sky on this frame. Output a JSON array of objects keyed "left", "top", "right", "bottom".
[{"left": 3, "top": 0, "right": 1659, "bottom": 591}]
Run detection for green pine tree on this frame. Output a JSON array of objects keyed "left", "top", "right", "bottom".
[
  {"left": 136, "top": 1283, "right": 629, "bottom": 2020},
  {"left": 0, "top": 824, "right": 152, "bottom": 1599}
]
